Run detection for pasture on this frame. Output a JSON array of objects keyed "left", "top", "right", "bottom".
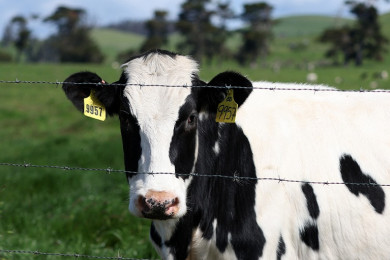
[{"left": 1, "top": 14, "right": 390, "bottom": 259}]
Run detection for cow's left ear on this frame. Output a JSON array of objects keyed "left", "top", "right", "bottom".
[
  {"left": 195, "top": 71, "right": 253, "bottom": 113},
  {"left": 62, "top": 71, "right": 121, "bottom": 116}
]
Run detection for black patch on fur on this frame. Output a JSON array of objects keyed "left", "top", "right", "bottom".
[
  {"left": 169, "top": 96, "right": 198, "bottom": 179},
  {"left": 340, "top": 154, "right": 385, "bottom": 214},
  {"left": 195, "top": 122, "right": 265, "bottom": 259},
  {"left": 164, "top": 73, "right": 261, "bottom": 259},
  {"left": 301, "top": 183, "right": 320, "bottom": 219},
  {"left": 113, "top": 72, "right": 142, "bottom": 180},
  {"left": 277, "top": 236, "right": 286, "bottom": 260},
  {"left": 164, "top": 115, "right": 266, "bottom": 260},
  {"left": 300, "top": 223, "right": 319, "bottom": 251},
  {"left": 150, "top": 223, "right": 162, "bottom": 248}
]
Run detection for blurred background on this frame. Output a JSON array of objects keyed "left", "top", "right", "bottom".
[
  {"left": 0, "top": 0, "right": 389, "bottom": 84},
  {"left": 0, "top": 0, "right": 389, "bottom": 259}
]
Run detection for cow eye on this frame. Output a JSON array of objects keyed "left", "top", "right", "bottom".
[
  {"left": 185, "top": 113, "right": 197, "bottom": 130},
  {"left": 188, "top": 114, "right": 197, "bottom": 124}
]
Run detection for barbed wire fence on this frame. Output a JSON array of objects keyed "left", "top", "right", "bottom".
[
  {"left": 1, "top": 79, "right": 390, "bottom": 93},
  {"left": 1, "top": 162, "right": 390, "bottom": 187},
  {"left": 0, "top": 249, "right": 154, "bottom": 260},
  {"left": 1, "top": 79, "right": 390, "bottom": 259}
]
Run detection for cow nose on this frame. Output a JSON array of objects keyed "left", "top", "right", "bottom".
[{"left": 137, "top": 191, "right": 179, "bottom": 220}]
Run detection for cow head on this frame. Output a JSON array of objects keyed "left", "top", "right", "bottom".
[{"left": 62, "top": 50, "right": 252, "bottom": 221}]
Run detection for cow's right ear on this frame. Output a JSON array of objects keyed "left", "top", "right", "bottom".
[{"left": 62, "top": 71, "right": 120, "bottom": 116}]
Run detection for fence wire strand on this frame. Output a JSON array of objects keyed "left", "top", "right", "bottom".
[
  {"left": 1, "top": 79, "right": 390, "bottom": 93},
  {"left": 0, "top": 249, "right": 154, "bottom": 260},
  {"left": 1, "top": 162, "right": 389, "bottom": 187}
]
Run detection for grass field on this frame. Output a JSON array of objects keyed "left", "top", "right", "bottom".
[
  {"left": 0, "top": 64, "right": 158, "bottom": 259},
  {"left": 1, "top": 14, "right": 390, "bottom": 260}
]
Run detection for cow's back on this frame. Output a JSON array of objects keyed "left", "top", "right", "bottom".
[{"left": 236, "top": 82, "right": 390, "bottom": 259}]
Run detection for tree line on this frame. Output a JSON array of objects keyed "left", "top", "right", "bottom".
[
  {"left": 1, "top": 0, "right": 388, "bottom": 66},
  {"left": 1, "top": 7, "right": 103, "bottom": 63}
]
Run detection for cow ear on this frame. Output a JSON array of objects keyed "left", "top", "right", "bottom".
[
  {"left": 196, "top": 71, "right": 253, "bottom": 113},
  {"left": 62, "top": 71, "right": 120, "bottom": 116}
]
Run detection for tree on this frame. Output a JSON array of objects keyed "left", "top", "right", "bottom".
[
  {"left": 176, "top": 0, "right": 216, "bottom": 62},
  {"left": 237, "top": 2, "right": 274, "bottom": 66},
  {"left": 208, "top": 1, "right": 235, "bottom": 62},
  {"left": 176, "top": 0, "right": 235, "bottom": 63},
  {"left": 319, "top": 1, "right": 388, "bottom": 66},
  {"left": 44, "top": 6, "right": 104, "bottom": 63},
  {"left": 319, "top": 26, "right": 353, "bottom": 65},
  {"left": 140, "top": 10, "right": 169, "bottom": 52},
  {"left": 349, "top": 1, "right": 388, "bottom": 64},
  {"left": 1, "top": 15, "right": 32, "bottom": 62}
]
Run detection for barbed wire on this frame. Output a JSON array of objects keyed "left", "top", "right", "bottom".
[
  {"left": 0, "top": 249, "right": 154, "bottom": 260},
  {"left": 1, "top": 79, "right": 390, "bottom": 93},
  {"left": 1, "top": 162, "right": 389, "bottom": 187}
]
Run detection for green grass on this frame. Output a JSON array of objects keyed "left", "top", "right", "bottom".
[{"left": 0, "top": 64, "right": 157, "bottom": 259}]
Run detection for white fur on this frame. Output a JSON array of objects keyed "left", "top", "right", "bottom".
[
  {"left": 236, "top": 81, "right": 390, "bottom": 259},
  {"left": 122, "top": 53, "right": 198, "bottom": 219}
]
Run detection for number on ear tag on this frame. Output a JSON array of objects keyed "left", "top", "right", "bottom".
[
  {"left": 84, "top": 91, "right": 106, "bottom": 121},
  {"left": 216, "top": 89, "right": 238, "bottom": 123}
]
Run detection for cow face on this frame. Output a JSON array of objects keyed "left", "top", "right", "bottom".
[
  {"left": 120, "top": 51, "right": 200, "bottom": 220},
  {"left": 62, "top": 50, "right": 252, "bottom": 221}
]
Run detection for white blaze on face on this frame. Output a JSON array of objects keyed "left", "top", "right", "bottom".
[{"left": 122, "top": 52, "right": 198, "bottom": 218}]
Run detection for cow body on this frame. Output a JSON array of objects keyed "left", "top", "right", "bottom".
[
  {"left": 235, "top": 83, "right": 390, "bottom": 259},
  {"left": 63, "top": 50, "right": 390, "bottom": 260}
]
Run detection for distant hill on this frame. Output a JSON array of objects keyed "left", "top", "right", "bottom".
[
  {"left": 104, "top": 20, "right": 176, "bottom": 36},
  {"left": 91, "top": 28, "right": 145, "bottom": 63},
  {"left": 379, "top": 12, "right": 390, "bottom": 38},
  {"left": 273, "top": 15, "right": 353, "bottom": 37},
  {"left": 92, "top": 13, "right": 389, "bottom": 64}
]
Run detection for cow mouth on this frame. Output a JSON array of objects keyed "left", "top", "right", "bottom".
[{"left": 142, "top": 210, "right": 175, "bottom": 220}]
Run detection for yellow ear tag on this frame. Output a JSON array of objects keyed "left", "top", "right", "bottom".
[
  {"left": 216, "top": 89, "right": 238, "bottom": 123},
  {"left": 83, "top": 91, "right": 106, "bottom": 121}
]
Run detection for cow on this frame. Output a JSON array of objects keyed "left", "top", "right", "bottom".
[{"left": 62, "top": 49, "right": 390, "bottom": 260}]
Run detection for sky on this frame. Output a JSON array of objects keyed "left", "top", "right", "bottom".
[{"left": 1, "top": 0, "right": 390, "bottom": 38}]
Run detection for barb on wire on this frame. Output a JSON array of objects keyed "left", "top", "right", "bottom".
[
  {"left": 1, "top": 162, "right": 390, "bottom": 187},
  {"left": 0, "top": 249, "right": 155, "bottom": 260},
  {"left": 1, "top": 79, "right": 390, "bottom": 93}
]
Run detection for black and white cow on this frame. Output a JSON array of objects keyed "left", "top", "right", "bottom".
[{"left": 63, "top": 49, "right": 390, "bottom": 260}]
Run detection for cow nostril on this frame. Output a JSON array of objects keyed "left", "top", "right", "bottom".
[
  {"left": 147, "top": 198, "right": 155, "bottom": 206},
  {"left": 171, "top": 197, "right": 179, "bottom": 207},
  {"left": 164, "top": 197, "right": 179, "bottom": 216},
  {"left": 138, "top": 195, "right": 151, "bottom": 213}
]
